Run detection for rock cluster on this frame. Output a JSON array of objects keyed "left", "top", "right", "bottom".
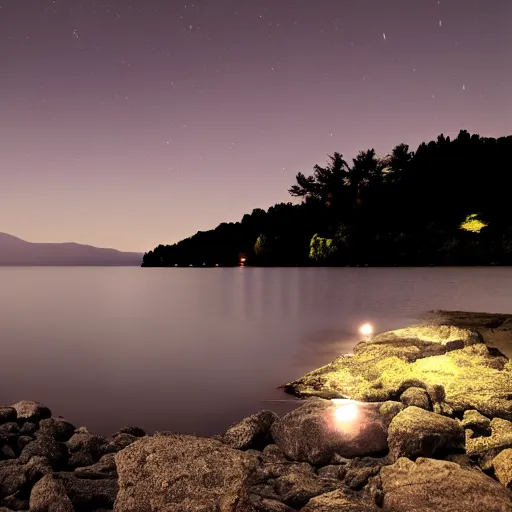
[{"left": 1, "top": 312, "right": 512, "bottom": 511}]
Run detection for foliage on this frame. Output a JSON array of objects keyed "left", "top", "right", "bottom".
[{"left": 142, "top": 130, "right": 512, "bottom": 267}]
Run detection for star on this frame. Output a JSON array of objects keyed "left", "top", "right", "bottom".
[{"left": 382, "top": 32, "right": 386, "bottom": 40}]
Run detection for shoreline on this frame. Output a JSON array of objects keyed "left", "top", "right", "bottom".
[{"left": 2, "top": 310, "right": 512, "bottom": 511}]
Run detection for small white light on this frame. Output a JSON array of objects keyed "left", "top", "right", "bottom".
[
  {"left": 334, "top": 404, "right": 358, "bottom": 422},
  {"left": 360, "top": 323, "right": 373, "bottom": 337}
]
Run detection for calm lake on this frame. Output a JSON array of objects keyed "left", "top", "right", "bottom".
[{"left": 1, "top": 266, "right": 511, "bottom": 436}]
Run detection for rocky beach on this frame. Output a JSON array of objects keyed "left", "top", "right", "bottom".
[{"left": 2, "top": 310, "right": 512, "bottom": 511}]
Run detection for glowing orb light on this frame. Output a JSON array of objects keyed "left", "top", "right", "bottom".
[
  {"left": 334, "top": 404, "right": 358, "bottom": 422},
  {"left": 359, "top": 323, "right": 373, "bottom": 338}
]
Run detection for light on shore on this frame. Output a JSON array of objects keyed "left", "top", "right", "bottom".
[
  {"left": 359, "top": 323, "right": 373, "bottom": 337},
  {"left": 334, "top": 403, "right": 358, "bottom": 423}
]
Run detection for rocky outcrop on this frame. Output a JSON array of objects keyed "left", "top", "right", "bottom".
[
  {"left": 284, "top": 324, "right": 512, "bottom": 421},
  {"left": 1, "top": 310, "right": 512, "bottom": 511}
]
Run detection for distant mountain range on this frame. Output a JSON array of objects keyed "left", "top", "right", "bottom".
[{"left": 0, "top": 233, "right": 142, "bottom": 266}]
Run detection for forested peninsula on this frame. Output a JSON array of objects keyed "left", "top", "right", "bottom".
[{"left": 142, "top": 130, "right": 512, "bottom": 267}]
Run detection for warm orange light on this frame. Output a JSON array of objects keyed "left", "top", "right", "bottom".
[
  {"left": 334, "top": 403, "right": 358, "bottom": 422},
  {"left": 359, "top": 323, "right": 373, "bottom": 337},
  {"left": 240, "top": 257, "right": 247, "bottom": 263}
]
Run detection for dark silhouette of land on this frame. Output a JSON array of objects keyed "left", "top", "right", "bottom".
[
  {"left": 143, "top": 130, "right": 512, "bottom": 267},
  {"left": 0, "top": 233, "right": 142, "bottom": 266}
]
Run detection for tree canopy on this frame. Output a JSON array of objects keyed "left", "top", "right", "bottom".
[{"left": 142, "top": 130, "right": 512, "bottom": 267}]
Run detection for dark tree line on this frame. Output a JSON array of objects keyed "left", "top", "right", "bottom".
[{"left": 142, "top": 130, "right": 512, "bottom": 267}]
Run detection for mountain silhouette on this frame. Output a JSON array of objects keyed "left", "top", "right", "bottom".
[{"left": 0, "top": 233, "right": 142, "bottom": 266}]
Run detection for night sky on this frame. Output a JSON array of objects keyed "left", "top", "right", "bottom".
[{"left": 1, "top": 1, "right": 510, "bottom": 252}]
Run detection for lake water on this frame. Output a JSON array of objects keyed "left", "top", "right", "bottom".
[{"left": 1, "top": 266, "right": 512, "bottom": 437}]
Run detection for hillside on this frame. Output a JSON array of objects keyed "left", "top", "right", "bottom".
[{"left": 0, "top": 233, "right": 142, "bottom": 266}]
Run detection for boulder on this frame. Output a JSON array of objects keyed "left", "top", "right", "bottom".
[
  {"left": 379, "top": 401, "right": 405, "bottom": 431},
  {"left": 24, "top": 456, "right": 53, "bottom": 486},
  {"left": 17, "top": 436, "right": 33, "bottom": 452},
  {"left": 223, "top": 410, "right": 279, "bottom": 451},
  {"left": 317, "top": 465, "right": 347, "bottom": 480},
  {"left": 284, "top": 331, "right": 512, "bottom": 420},
  {"left": 0, "top": 463, "right": 26, "bottom": 500},
  {"left": 273, "top": 471, "right": 338, "bottom": 509},
  {"left": 19, "top": 434, "right": 67, "bottom": 469},
  {"left": 58, "top": 473, "right": 118, "bottom": 510},
  {"left": 0, "top": 422, "right": 19, "bottom": 435},
  {"left": 248, "top": 495, "right": 296, "bottom": 511},
  {"left": 378, "top": 457, "right": 512, "bottom": 512},
  {"left": 462, "top": 410, "right": 492, "bottom": 436},
  {"left": 493, "top": 449, "right": 512, "bottom": 488},
  {"left": 38, "top": 418, "right": 76, "bottom": 442},
  {"left": 20, "top": 422, "right": 37, "bottom": 436},
  {"left": 0, "top": 446, "right": 16, "bottom": 460},
  {"left": 466, "top": 417, "right": 512, "bottom": 470},
  {"left": 75, "top": 453, "right": 117, "bottom": 479},
  {"left": 115, "top": 426, "right": 146, "bottom": 438},
  {"left": 0, "top": 408, "right": 16, "bottom": 424},
  {"left": 114, "top": 433, "right": 259, "bottom": 512},
  {"left": 343, "top": 456, "right": 390, "bottom": 491},
  {"left": 262, "top": 444, "right": 288, "bottom": 462},
  {"left": 11, "top": 401, "right": 51, "bottom": 423},
  {"left": 30, "top": 474, "right": 74, "bottom": 512},
  {"left": 400, "top": 387, "right": 431, "bottom": 410},
  {"left": 301, "top": 488, "right": 378, "bottom": 511},
  {"left": 271, "top": 399, "right": 387, "bottom": 465},
  {"left": 387, "top": 407, "right": 464, "bottom": 461},
  {"left": 66, "top": 432, "right": 109, "bottom": 468},
  {"left": 106, "top": 433, "right": 138, "bottom": 453}
]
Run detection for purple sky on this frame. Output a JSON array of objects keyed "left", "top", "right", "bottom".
[{"left": 1, "top": 0, "right": 511, "bottom": 252}]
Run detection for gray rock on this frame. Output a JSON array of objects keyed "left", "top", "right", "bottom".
[
  {"left": 400, "top": 387, "right": 431, "bottom": 410},
  {"left": 115, "top": 426, "right": 146, "bottom": 437},
  {"left": 0, "top": 463, "right": 26, "bottom": 500},
  {"left": 274, "top": 471, "right": 338, "bottom": 509},
  {"left": 387, "top": 406, "right": 464, "bottom": 461},
  {"left": 379, "top": 457, "right": 512, "bottom": 512},
  {"left": 0, "top": 408, "right": 16, "bottom": 424},
  {"left": 466, "top": 417, "right": 512, "bottom": 470},
  {"left": 20, "top": 422, "right": 37, "bottom": 436},
  {"left": 301, "top": 488, "right": 378, "bottom": 511},
  {"left": 462, "top": 410, "right": 491, "bottom": 435},
  {"left": 66, "top": 432, "right": 109, "bottom": 468},
  {"left": 262, "top": 444, "right": 288, "bottom": 462},
  {"left": 75, "top": 453, "right": 117, "bottom": 479},
  {"left": 106, "top": 433, "right": 138, "bottom": 453},
  {"left": 58, "top": 472, "right": 118, "bottom": 510},
  {"left": 0, "top": 445, "right": 16, "bottom": 460},
  {"left": 11, "top": 401, "right": 51, "bottom": 423},
  {"left": 493, "top": 448, "right": 512, "bottom": 488},
  {"left": 223, "top": 410, "right": 279, "bottom": 451},
  {"left": 317, "top": 465, "right": 347, "bottom": 480},
  {"left": 38, "top": 418, "right": 76, "bottom": 442},
  {"left": 114, "top": 433, "right": 259, "bottom": 512},
  {"left": 248, "top": 495, "right": 297, "bottom": 511},
  {"left": 379, "top": 401, "right": 405, "bottom": 431},
  {"left": 271, "top": 399, "right": 387, "bottom": 465},
  {"left": 19, "top": 435, "right": 67, "bottom": 469},
  {"left": 24, "top": 456, "right": 53, "bottom": 486},
  {"left": 17, "top": 436, "right": 33, "bottom": 453},
  {"left": 343, "top": 457, "right": 390, "bottom": 491},
  {"left": 0, "top": 422, "right": 19, "bottom": 435},
  {"left": 30, "top": 474, "right": 74, "bottom": 512}
]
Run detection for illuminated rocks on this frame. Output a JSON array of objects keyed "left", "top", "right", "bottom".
[
  {"left": 284, "top": 326, "right": 512, "bottom": 420},
  {"left": 376, "top": 457, "right": 512, "bottom": 512},
  {"left": 493, "top": 449, "right": 512, "bottom": 488},
  {"left": 270, "top": 398, "right": 387, "bottom": 465},
  {"left": 387, "top": 406, "right": 464, "bottom": 461}
]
